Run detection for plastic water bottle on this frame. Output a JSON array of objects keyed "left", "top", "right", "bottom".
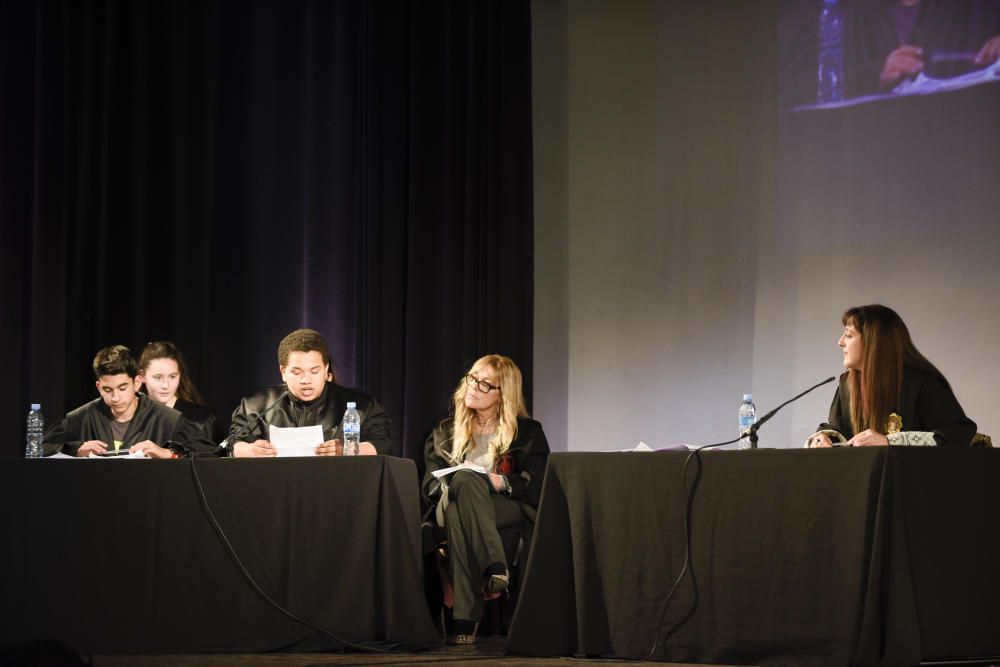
[
  {"left": 817, "top": 0, "right": 844, "bottom": 104},
  {"left": 26, "top": 404, "right": 44, "bottom": 458},
  {"left": 342, "top": 401, "right": 361, "bottom": 456},
  {"left": 738, "top": 394, "right": 757, "bottom": 450}
]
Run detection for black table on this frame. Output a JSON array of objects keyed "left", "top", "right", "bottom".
[
  {"left": 0, "top": 456, "right": 441, "bottom": 654},
  {"left": 506, "top": 448, "right": 1000, "bottom": 666}
]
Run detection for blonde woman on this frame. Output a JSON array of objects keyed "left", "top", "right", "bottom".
[{"left": 422, "top": 355, "right": 550, "bottom": 645}]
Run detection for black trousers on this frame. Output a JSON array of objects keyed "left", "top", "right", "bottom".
[{"left": 444, "top": 470, "right": 524, "bottom": 623}]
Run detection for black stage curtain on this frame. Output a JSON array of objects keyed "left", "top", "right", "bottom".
[{"left": 0, "top": 0, "right": 534, "bottom": 462}]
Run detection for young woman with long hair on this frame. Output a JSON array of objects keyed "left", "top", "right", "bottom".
[
  {"left": 138, "top": 341, "right": 219, "bottom": 443},
  {"left": 806, "top": 304, "right": 976, "bottom": 447},
  {"left": 422, "top": 354, "right": 550, "bottom": 644}
]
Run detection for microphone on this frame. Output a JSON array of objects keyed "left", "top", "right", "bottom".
[
  {"left": 745, "top": 376, "right": 836, "bottom": 448},
  {"left": 219, "top": 389, "right": 289, "bottom": 455}
]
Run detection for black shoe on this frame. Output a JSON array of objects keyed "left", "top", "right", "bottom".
[
  {"left": 482, "top": 562, "right": 510, "bottom": 598},
  {"left": 447, "top": 620, "right": 478, "bottom": 645}
]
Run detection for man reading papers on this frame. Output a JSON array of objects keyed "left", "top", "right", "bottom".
[
  {"left": 226, "top": 328, "right": 392, "bottom": 457},
  {"left": 44, "top": 345, "right": 215, "bottom": 458}
]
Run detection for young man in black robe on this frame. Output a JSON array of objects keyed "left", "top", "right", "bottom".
[
  {"left": 226, "top": 328, "right": 392, "bottom": 457},
  {"left": 43, "top": 345, "right": 216, "bottom": 458}
]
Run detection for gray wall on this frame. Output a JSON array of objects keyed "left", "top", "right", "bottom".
[{"left": 532, "top": 0, "right": 1000, "bottom": 451}]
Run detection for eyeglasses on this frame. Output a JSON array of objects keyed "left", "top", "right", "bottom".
[{"left": 466, "top": 374, "right": 500, "bottom": 393}]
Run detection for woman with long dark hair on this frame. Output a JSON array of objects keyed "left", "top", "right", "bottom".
[
  {"left": 138, "top": 341, "right": 219, "bottom": 443},
  {"left": 807, "top": 304, "right": 975, "bottom": 447}
]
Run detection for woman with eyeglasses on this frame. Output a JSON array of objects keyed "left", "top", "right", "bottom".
[{"left": 422, "top": 355, "right": 550, "bottom": 645}]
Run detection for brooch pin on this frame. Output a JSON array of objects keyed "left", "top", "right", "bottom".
[{"left": 886, "top": 413, "right": 903, "bottom": 435}]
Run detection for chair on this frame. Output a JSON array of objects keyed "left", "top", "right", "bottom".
[
  {"left": 970, "top": 432, "right": 993, "bottom": 447},
  {"left": 422, "top": 512, "right": 534, "bottom": 638}
]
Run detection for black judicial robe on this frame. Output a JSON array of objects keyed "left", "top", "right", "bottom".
[
  {"left": 819, "top": 366, "right": 977, "bottom": 447},
  {"left": 846, "top": 0, "right": 1000, "bottom": 97},
  {"left": 174, "top": 397, "right": 221, "bottom": 444},
  {"left": 228, "top": 382, "right": 393, "bottom": 455},
  {"left": 422, "top": 417, "right": 551, "bottom": 517},
  {"left": 43, "top": 393, "right": 217, "bottom": 456}
]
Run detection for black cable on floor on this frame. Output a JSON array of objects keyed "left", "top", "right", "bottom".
[{"left": 641, "top": 435, "right": 740, "bottom": 662}]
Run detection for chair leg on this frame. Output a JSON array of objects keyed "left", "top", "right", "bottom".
[{"left": 436, "top": 548, "right": 454, "bottom": 609}]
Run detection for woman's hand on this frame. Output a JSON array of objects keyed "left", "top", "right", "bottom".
[
  {"left": 807, "top": 433, "right": 833, "bottom": 448},
  {"left": 487, "top": 472, "right": 506, "bottom": 492},
  {"left": 846, "top": 429, "right": 888, "bottom": 447}
]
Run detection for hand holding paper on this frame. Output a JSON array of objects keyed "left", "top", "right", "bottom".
[
  {"left": 431, "top": 463, "right": 488, "bottom": 479},
  {"left": 268, "top": 424, "right": 324, "bottom": 458}
]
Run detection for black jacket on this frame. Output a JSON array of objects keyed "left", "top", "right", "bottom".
[
  {"left": 174, "top": 398, "right": 221, "bottom": 444},
  {"left": 228, "top": 382, "right": 393, "bottom": 455},
  {"left": 820, "top": 367, "right": 977, "bottom": 446},
  {"left": 43, "top": 393, "right": 216, "bottom": 456},
  {"left": 422, "top": 417, "right": 550, "bottom": 515}
]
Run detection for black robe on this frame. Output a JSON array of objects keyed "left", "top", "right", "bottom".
[
  {"left": 422, "top": 417, "right": 551, "bottom": 517},
  {"left": 819, "top": 366, "right": 977, "bottom": 446},
  {"left": 227, "top": 382, "right": 393, "bottom": 455},
  {"left": 174, "top": 397, "right": 221, "bottom": 445},
  {"left": 846, "top": 0, "right": 1000, "bottom": 96},
  {"left": 43, "top": 393, "right": 217, "bottom": 456}
]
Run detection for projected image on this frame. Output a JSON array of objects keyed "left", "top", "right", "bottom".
[{"left": 780, "top": 0, "right": 1000, "bottom": 109}]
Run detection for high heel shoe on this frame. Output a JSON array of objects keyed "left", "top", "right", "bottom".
[
  {"left": 447, "top": 620, "right": 478, "bottom": 645},
  {"left": 481, "top": 564, "right": 509, "bottom": 600}
]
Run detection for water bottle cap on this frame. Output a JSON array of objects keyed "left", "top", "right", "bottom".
[
  {"left": 31, "top": 403, "right": 41, "bottom": 410},
  {"left": 742, "top": 394, "right": 752, "bottom": 401},
  {"left": 346, "top": 401, "right": 356, "bottom": 409}
]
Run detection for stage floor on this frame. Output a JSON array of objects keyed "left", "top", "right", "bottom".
[{"left": 91, "top": 638, "right": 733, "bottom": 666}]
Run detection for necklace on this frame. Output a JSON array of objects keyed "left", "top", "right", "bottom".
[{"left": 474, "top": 414, "right": 499, "bottom": 431}]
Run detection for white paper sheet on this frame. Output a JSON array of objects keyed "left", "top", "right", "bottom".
[
  {"left": 431, "top": 463, "right": 488, "bottom": 479},
  {"left": 268, "top": 424, "right": 324, "bottom": 457},
  {"left": 894, "top": 59, "right": 1000, "bottom": 96},
  {"left": 603, "top": 441, "right": 656, "bottom": 453},
  {"left": 86, "top": 450, "right": 148, "bottom": 459},
  {"left": 603, "top": 441, "right": 694, "bottom": 452}
]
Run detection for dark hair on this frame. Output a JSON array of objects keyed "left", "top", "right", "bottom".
[
  {"left": 842, "top": 304, "right": 946, "bottom": 435},
  {"left": 138, "top": 340, "right": 206, "bottom": 405},
  {"left": 277, "top": 328, "right": 336, "bottom": 380},
  {"left": 92, "top": 345, "right": 138, "bottom": 379}
]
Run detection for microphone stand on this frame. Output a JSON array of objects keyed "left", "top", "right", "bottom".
[
  {"left": 219, "top": 389, "right": 289, "bottom": 456},
  {"left": 746, "top": 376, "right": 836, "bottom": 448}
]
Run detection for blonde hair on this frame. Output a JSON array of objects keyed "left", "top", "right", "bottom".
[{"left": 447, "top": 355, "right": 529, "bottom": 465}]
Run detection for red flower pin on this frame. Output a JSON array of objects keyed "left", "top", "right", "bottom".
[{"left": 495, "top": 454, "right": 514, "bottom": 475}]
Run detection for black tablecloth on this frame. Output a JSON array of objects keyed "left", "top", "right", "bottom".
[
  {"left": 505, "top": 448, "right": 1000, "bottom": 666},
  {"left": 0, "top": 456, "right": 441, "bottom": 654}
]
